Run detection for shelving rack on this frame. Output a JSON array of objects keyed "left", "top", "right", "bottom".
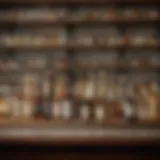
[{"left": 0, "top": 0, "right": 159, "bottom": 145}]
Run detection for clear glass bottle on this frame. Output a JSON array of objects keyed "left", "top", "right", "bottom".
[
  {"left": 61, "top": 98, "right": 73, "bottom": 121},
  {"left": 52, "top": 72, "right": 71, "bottom": 121}
]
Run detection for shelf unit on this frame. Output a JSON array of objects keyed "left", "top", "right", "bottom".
[{"left": 0, "top": 0, "right": 159, "bottom": 145}]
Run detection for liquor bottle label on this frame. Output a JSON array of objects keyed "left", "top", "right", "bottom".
[
  {"left": 84, "top": 83, "right": 95, "bottom": 99},
  {"left": 123, "top": 102, "right": 133, "bottom": 118},
  {"left": 95, "top": 105, "right": 105, "bottom": 121},
  {"left": 61, "top": 100, "right": 72, "bottom": 120}
]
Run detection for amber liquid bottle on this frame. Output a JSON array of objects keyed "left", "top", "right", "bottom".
[
  {"left": 74, "top": 71, "right": 87, "bottom": 123},
  {"left": 52, "top": 72, "right": 73, "bottom": 122},
  {"left": 94, "top": 71, "right": 107, "bottom": 124},
  {"left": 147, "top": 82, "right": 159, "bottom": 122}
]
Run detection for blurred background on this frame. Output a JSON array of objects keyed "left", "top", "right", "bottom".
[{"left": 0, "top": 0, "right": 159, "bottom": 159}]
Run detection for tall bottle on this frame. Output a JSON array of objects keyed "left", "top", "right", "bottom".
[
  {"left": 135, "top": 82, "right": 149, "bottom": 122},
  {"left": 148, "top": 82, "right": 159, "bottom": 121},
  {"left": 21, "top": 74, "right": 37, "bottom": 118},
  {"left": 11, "top": 85, "right": 22, "bottom": 118},
  {"left": 94, "top": 71, "right": 106, "bottom": 123},
  {"left": 80, "top": 71, "right": 96, "bottom": 122},
  {"left": 52, "top": 72, "right": 72, "bottom": 121},
  {"left": 74, "top": 71, "right": 86, "bottom": 100}
]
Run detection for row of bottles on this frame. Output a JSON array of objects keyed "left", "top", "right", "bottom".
[
  {"left": 0, "top": 71, "right": 159, "bottom": 123},
  {"left": 0, "top": 50, "right": 160, "bottom": 72},
  {"left": 0, "top": 26, "right": 159, "bottom": 47},
  {"left": 0, "top": 27, "right": 66, "bottom": 46},
  {"left": 71, "top": 27, "right": 159, "bottom": 46},
  {"left": 0, "top": 6, "right": 158, "bottom": 21},
  {"left": 74, "top": 51, "right": 160, "bottom": 68},
  {"left": 0, "top": 52, "right": 66, "bottom": 71}
]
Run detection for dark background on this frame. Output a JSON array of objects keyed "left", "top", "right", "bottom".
[{"left": 0, "top": 143, "right": 160, "bottom": 160}]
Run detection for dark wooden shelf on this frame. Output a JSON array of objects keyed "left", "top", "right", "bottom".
[
  {"left": 0, "top": 44, "right": 66, "bottom": 50},
  {"left": 0, "top": 18, "right": 158, "bottom": 25},
  {"left": 75, "top": 64, "right": 160, "bottom": 70},
  {"left": 0, "top": 44, "right": 159, "bottom": 50},
  {"left": 0, "top": 64, "right": 159, "bottom": 73}
]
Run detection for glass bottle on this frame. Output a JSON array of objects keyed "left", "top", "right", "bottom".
[
  {"left": 135, "top": 80, "right": 150, "bottom": 122},
  {"left": 148, "top": 82, "right": 159, "bottom": 121},
  {"left": 61, "top": 98, "right": 73, "bottom": 121},
  {"left": 94, "top": 101, "right": 105, "bottom": 123},
  {"left": 52, "top": 72, "right": 72, "bottom": 121},
  {"left": 122, "top": 98, "right": 136, "bottom": 123},
  {"left": 53, "top": 72, "right": 67, "bottom": 100},
  {"left": 78, "top": 71, "right": 96, "bottom": 123},
  {"left": 95, "top": 71, "right": 106, "bottom": 123},
  {"left": 21, "top": 74, "right": 37, "bottom": 118},
  {"left": 52, "top": 100, "right": 61, "bottom": 120}
]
